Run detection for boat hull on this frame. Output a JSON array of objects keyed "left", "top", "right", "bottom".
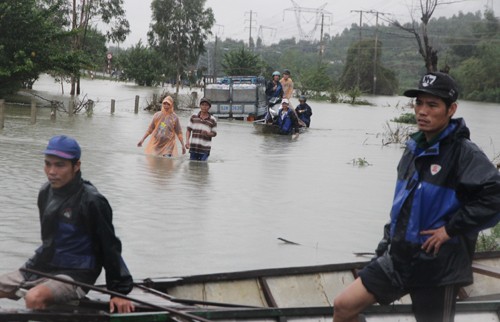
[
  {"left": 3, "top": 251, "right": 500, "bottom": 321},
  {"left": 253, "top": 121, "right": 306, "bottom": 135}
]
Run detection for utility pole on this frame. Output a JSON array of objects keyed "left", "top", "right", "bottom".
[
  {"left": 319, "top": 13, "right": 325, "bottom": 62},
  {"left": 351, "top": 10, "right": 365, "bottom": 87},
  {"left": 245, "top": 11, "right": 256, "bottom": 49},
  {"left": 214, "top": 35, "right": 218, "bottom": 78},
  {"left": 372, "top": 11, "right": 379, "bottom": 94},
  {"left": 365, "top": 10, "right": 388, "bottom": 94},
  {"left": 249, "top": 10, "right": 253, "bottom": 47},
  {"left": 212, "top": 24, "right": 224, "bottom": 79},
  {"left": 351, "top": 10, "right": 365, "bottom": 41}
]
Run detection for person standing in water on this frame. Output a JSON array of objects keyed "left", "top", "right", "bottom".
[
  {"left": 137, "top": 95, "right": 186, "bottom": 157},
  {"left": 185, "top": 98, "right": 217, "bottom": 161}
]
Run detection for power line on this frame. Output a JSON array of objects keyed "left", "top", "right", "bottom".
[
  {"left": 486, "top": 0, "right": 493, "bottom": 10},
  {"left": 258, "top": 26, "right": 277, "bottom": 45},
  {"left": 283, "top": 0, "right": 331, "bottom": 42}
]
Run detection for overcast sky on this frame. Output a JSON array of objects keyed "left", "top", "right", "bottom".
[{"left": 120, "top": 0, "right": 497, "bottom": 47}]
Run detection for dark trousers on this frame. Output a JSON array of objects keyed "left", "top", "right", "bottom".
[
  {"left": 189, "top": 152, "right": 209, "bottom": 161},
  {"left": 411, "top": 285, "right": 460, "bottom": 322},
  {"left": 359, "top": 258, "right": 460, "bottom": 322}
]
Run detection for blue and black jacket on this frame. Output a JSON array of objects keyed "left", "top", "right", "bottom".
[
  {"left": 274, "top": 108, "right": 299, "bottom": 135},
  {"left": 265, "top": 80, "right": 283, "bottom": 103},
  {"left": 295, "top": 103, "right": 312, "bottom": 127},
  {"left": 23, "top": 171, "right": 133, "bottom": 295},
  {"left": 386, "top": 118, "right": 500, "bottom": 287}
]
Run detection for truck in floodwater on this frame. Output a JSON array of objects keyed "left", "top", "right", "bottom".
[{"left": 203, "top": 76, "right": 268, "bottom": 121}]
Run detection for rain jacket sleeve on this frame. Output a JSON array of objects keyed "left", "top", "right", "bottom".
[
  {"left": 265, "top": 81, "right": 275, "bottom": 97},
  {"left": 445, "top": 141, "right": 500, "bottom": 237},
  {"left": 146, "top": 112, "right": 161, "bottom": 136},
  {"left": 89, "top": 193, "right": 133, "bottom": 295},
  {"left": 374, "top": 222, "right": 391, "bottom": 257}
]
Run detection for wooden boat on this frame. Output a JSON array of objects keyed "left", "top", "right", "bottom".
[
  {"left": 139, "top": 251, "right": 500, "bottom": 321},
  {"left": 253, "top": 120, "right": 307, "bottom": 135},
  {"left": 2, "top": 251, "right": 500, "bottom": 321}
]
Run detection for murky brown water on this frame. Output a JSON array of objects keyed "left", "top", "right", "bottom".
[{"left": 1, "top": 75, "right": 499, "bottom": 288}]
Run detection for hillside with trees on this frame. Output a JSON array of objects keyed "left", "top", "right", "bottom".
[
  {"left": 196, "top": 9, "right": 499, "bottom": 102},
  {"left": 1, "top": 0, "right": 498, "bottom": 103}
]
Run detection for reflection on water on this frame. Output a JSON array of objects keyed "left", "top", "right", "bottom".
[
  {"left": 1, "top": 76, "right": 500, "bottom": 290},
  {"left": 145, "top": 155, "right": 181, "bottom": 183}
]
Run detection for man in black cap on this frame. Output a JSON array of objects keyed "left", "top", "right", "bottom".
[
  {"left": 0, "top": 135, "right": 135, "bottom": 313},
  {"left": 332, "top": 72, "right": 500, "bottom": 322}
]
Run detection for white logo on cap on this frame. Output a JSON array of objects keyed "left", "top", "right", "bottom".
[{"left": 421, "top": 74, "right": 437, "bottom": 88}]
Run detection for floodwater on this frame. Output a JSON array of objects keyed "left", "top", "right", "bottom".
[{"left": 1, "top": 75, "right": 500, "bottom": 288}]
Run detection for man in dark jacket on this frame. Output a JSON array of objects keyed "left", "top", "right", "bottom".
[
  {"left": 0, "top": 135, "right": 135, "bottom": 313},
  {"left": 295, "top": 95, "right": 312, "bottom": 127},
  {"left": 265, "top": 70, "right": 283, "bottom": 106},
  {"left": 333, "top": 72, "right": 500, "bottom": 322},
  {"left": 273, "top": 99, "right": 300, "bottom": 135}
]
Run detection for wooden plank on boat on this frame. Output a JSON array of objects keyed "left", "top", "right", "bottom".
[
  {"left": 185, "top": 301, "right": 500, "bottom": 321},
  {"left": 131, "top": 251, "right": 500, "bottom": 321},
  {"left": 463, "top": 259, "right": 500, "bottom": 300},
  {"left": 0, "top": 310, "right": 109, "bottom": 322},
  {"left": 264, "top": 271, "right": 354, "bottom": 307},
  {"left": 472, "top": 261, "right": 500, "bottom": 278},
  {"left": 86, "top": 286, "right": 187, "bottom": 309},
  {"left": 167, "top": 279, "right": 268, "bottom": 307},
  {"left": 152, "top": 262, "right": 369, "bottom": 285},
  {"left": 108, "top": 311, "right": 173, "bottom": 321}
]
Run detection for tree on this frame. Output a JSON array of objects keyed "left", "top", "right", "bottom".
[
  {"left": 67, "top": 0, "right": 130, "bottom": 95},
  {"left": 148, "top": 0, "right": 214, "bottom": 97},
  {"left": 340, "top": 39, "right": 398, "bottom": 95},
  {"left": 450, "top": 9, "right": 500, "bottom": 102},
  {"left": 297, "top": 64, "right": 333, "bottom": 95},
  {"left": 120, "top": 41, "right": 169, "bottom": 86},
  {"left": 82, "top": 28, "right": 108, "bottom": 71},
  {"left": 392, "top": 0, "right": 460, "bottom": 72},
  {"left": 446, "top": 12, "right": 485, "bottom": 59},
  {"left": 454, "top": 42, "right": 500, "bottom": 103},
  {"left": 221, "top": 47, "right": 264, "bottom": 76},
  {"left": 0, "top": 0, "right": 68, "bottom": 97},
  {"left": 0, "top": 0, "right": 117, "bottom": 97}
]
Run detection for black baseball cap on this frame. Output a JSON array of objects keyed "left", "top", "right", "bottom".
[{"left": 404, "top": 72, "right": 459, "bottom": 103}]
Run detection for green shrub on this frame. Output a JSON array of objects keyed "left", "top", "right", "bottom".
[
  {"left": 392, "top": 113, "right": 416, "bottom": 124},
  {"left": 476, "top": 223, "right": 500, "bottom": 252}
]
